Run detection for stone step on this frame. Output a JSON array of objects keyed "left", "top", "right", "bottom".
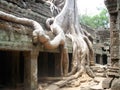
[
  {"left": 95, "top": 72, "right": 106, "bottom": 77},
  {"left": 90, "top": 80, "right": 104, "bottom": 90}
]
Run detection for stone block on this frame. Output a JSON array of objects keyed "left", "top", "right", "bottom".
[
  {"left": 111, "top": 79, "right": 120, "bottom": 90},
  {"left": 102, "top": 78, "right": 113, "bottom": 89}
]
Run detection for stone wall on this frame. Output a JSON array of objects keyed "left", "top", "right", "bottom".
[
  {"left": 0, "top": 0, "right": 52, "bottom": 29},
  {"left": 96, "top": 29, "right": 110, "bottom": 43},
  {"left": 104, "top": 0, "right": 120, "bottom": 82},
  {"left": 80, "top": 23, "right": 95, "bottom": 37},
  {"left": 118, "top": 1, "right": 120, "bottom": 65}
]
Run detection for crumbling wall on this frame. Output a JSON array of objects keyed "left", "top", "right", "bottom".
[
  {"left": 102, "top": 0, "right": 120, "bottom": 89},
  {"left": 0, "top": 0, "right": 52, "bottom": 29}
]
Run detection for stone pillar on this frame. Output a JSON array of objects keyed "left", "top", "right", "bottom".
[
  {"left": 107, "top": 8, "right": 120, "bottom": 78},
  {"left": 94, "top": 53, "right": 97, "bottom": 64},
  {"left": 105, "top": 0, "right": 119, "bottom": 67},
  {"left": 102, "top": 1, "right": 120, "bottom": 89},
  {"left": 24, "top": 50, "right": 39, "bottom": 90},
  {"left": 107, "top": 53, "right": 111, "bottom": 66},
  {"left": 110, "top": 14, "right": 119, "bottom": 67},
  {"left": 100, "top": 54, "right": 103, "bottom": 65},
  {"left": 117, "top": 0, "right": 120, "bottom": 76}
]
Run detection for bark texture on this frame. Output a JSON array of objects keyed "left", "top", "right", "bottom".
[{"left": 45, "top": 0, "right": 95, "bottom": 87}]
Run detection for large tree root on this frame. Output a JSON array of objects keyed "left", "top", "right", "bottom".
[
  {"left": 45, "top": 33, "right": 95, "bottom": 88},
  {"left": 53, "top": 67, "right": 93, "bottom": 88},
  {"left": 45, "top": 0, "right": 95, "bottom": 87},
  {"left": 0, "top": 11, "right": 66, "bottom": 50}
]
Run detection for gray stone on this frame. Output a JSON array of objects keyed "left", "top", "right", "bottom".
[
  {"left": 111, "top": 79, "right": 120, "bottom": 90},
  {"left": 102, "top": 78, "right": 113, "bottom": 89}
]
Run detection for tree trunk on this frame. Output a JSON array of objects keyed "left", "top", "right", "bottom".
[{"left": 46, "top": 0, "right": 95, "bottom": 87}]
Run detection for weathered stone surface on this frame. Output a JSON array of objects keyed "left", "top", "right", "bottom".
[
  {"left": 105, "top": 0, "right": 117, "bottom": 13},
  {"left": 111, "top": 79, "right": 120, "bottom": 90},
  {"left": 45, "top": 84, "right": 59, "bottom": 90},
  {"left": 0, "top": 19, "right": 61, "bottom": 52},
  {"left": 0, "top": 0, "right": 52, "bottom": 28},
  {"left": 105, "top": 1, "right": 120, "bottom": 84},
  {"left": 95, "top": 29, "right": 110, "bottom": 43},
  {"left": 24, "top": 50, "right": 39, "bottom": 90},
  {"left": 94, "top": 77, "right": 106, "bottom": 83},
  {"left": 102, "top": 78, "right": 113, "bottom": 89}
]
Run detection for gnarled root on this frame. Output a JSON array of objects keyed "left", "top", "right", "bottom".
[
  {"left": 46, "top": 17, "right": 70, "bottom": 76},
  {"left": 45, "top": 0, "right": 95, "bottom": 88},
  {"left": 56, "top": 34, "right": 95, "bottom": 87},
  {"left": 60, "top": 45, "right": 69, "bottom": 76},
  {"left": 0, "top": 11, "right": 50, "bottom": 45},
  {"left": 0, "top": 11, "right": 68, "bottom": 50}
]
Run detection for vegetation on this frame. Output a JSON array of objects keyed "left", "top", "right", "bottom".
[{"left": 79, "top": 8, "right": 109, "bottom": 29}]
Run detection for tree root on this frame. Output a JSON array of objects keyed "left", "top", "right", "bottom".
[
  {"left": 54, "top": 66, "right": 93, "bottom": 88},
  {"left": 45, "top": 0, "right": 95, "bottom": 87},
  {"left": 0, "top": 11, "right": 66, "bottom": 50},
  {"left": 52, "top": 33, "right": 95, "bottom": 87}
]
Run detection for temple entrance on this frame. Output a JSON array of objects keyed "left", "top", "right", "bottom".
[
  {"left": 38, "top": 52, "right": 61, "bottom": 78},
  {"left": 0, "top": 50, "right": 24, "bottom": 90},
  {"left": 96, "top": 54, "right": 107, "bottom": 65},
  {"left": 37, "top": 52, "right": 73, "bottom": 85},
  {"left": 38, "top": 52, "right": 73, "bottom": 78}
]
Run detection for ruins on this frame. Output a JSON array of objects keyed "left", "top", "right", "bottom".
[{"left": 0, "top": 0, "right": 120, "bottom": 90}]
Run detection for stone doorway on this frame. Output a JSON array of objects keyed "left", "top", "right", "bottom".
[
  {"left": 37, "top": 52, "right": 73, "bottom": 78},
  {"left": 96, "top": 54, "right": 107, "bottom": 65},
  {"left": 38, "top": 52, "right": 61, "bottom": 77},
  {"left": 0, "top": 50, "right": 24, "bottom": 90}
]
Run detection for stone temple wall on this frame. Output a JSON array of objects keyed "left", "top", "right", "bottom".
[
  {"left": 118, "top": 2, "right": 120, "bottom": 62},
  {"left": 104, "top": 0, "right": 120, "bottom": 78},
  {"left": 116, "top": 0, "right": 120, "bottom": 68}
]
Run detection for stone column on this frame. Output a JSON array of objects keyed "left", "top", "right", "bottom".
[
  {"left": 102, "top": 1, "right": 120, "bottom": 89},
  {"left": 107, "top": 10, "right": 120, "bottom": 78},
  {"left": 94, "top": 53, "right": 97, "bottom": 64},
  {"left": 100, "top": 54, "right": 103, "bottom": 65},
  {"left": 105, "top": 0, "right": 119, "bottom": 67},
  {"left": 24, "top": 50, "right": 39, "bottom": 90},
  {"left": 117, "top": 0, "right": 120, "bottom": 76},
  {"left": 110, "top": 14, "right": 119, "bottom": 67},
  {"left": 107, "top": 53, "right": 111, "bottom": 66}
]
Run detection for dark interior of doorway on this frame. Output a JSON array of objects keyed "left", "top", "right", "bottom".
[
  {"left": 96, "top": 54, "right": 107, "bottom": 65},
  {"left": 38, "top": 52, "right": 73, "bottom": 78},
  {"left": 0, "top": 50, "right": 24, "bottom": 89},
  {"left": 102, "top": 54, "right": 107, "bottom": 65},
  {"left": 38, "top": 52, "right": 57, "bottom": 77}
]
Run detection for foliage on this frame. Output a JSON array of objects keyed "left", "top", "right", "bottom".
[{"left": 79, "top": 8, "right": 109, "bottom": 29}]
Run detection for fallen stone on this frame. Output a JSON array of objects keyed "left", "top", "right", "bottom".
[
  {"left": 45, "top": 84, "right": 59, "bottom": 90},
  {"left": 90, "top": 80, "right": 103, "bottom": 90},
  {"left": 111, "top": 78, "right": 120, "bottom": 90},
  {"left": 102, "top": 78, "right": 113, "bottom": 89}
]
